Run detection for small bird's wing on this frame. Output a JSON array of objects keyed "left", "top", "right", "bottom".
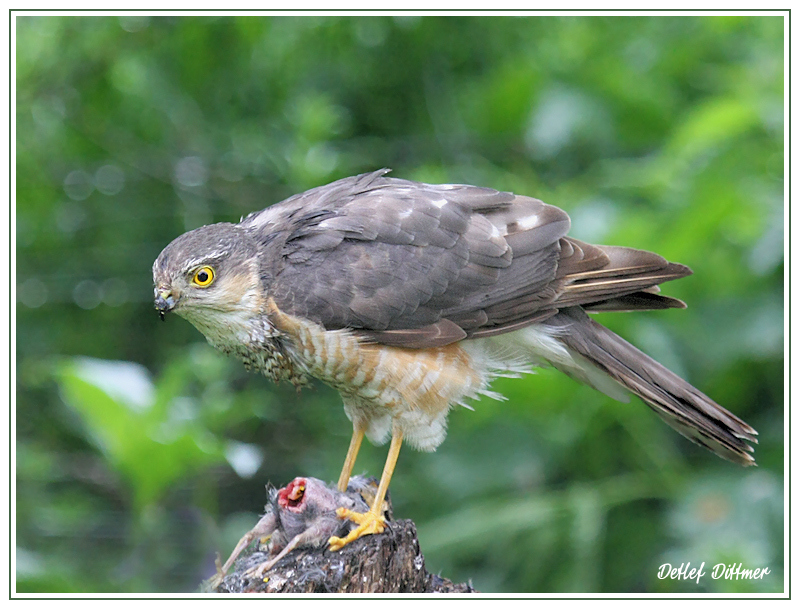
[{"left": 248, "top": 170, "right": 689, "bottom": 348}]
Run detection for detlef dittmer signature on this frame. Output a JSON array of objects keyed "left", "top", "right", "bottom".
[{"left": 658, "top": 562, "right": 771, "bottom": 585}]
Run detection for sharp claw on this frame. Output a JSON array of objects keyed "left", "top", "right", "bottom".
[{"left": 328, "top": 508, "right": 386, "bottom": 551}]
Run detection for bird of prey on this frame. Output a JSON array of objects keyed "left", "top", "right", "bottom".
[{"left": 153, "top": 169, "right": 757, "bottom": 550}]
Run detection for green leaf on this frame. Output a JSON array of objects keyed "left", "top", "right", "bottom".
[
  {"left": 666, "top": 97, "right": 759, "bottom": 160},
  {"left": 56, "top": 357, "right": 224, "bottom": 509}
]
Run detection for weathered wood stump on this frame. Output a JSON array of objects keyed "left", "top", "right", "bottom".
[{"left": 212, "top": 518, "right": 474, "bottom": 593}]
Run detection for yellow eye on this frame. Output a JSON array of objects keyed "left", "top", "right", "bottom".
[{"left": 192, "top": 266, "right": 215, "bottom": 287}]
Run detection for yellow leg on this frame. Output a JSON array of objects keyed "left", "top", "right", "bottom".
[
  {"left": 329, "top": 426, "right": 404, "bottom": 551},
  {"left": 337, "top": 426, "right": 365, "bottom": 492}
]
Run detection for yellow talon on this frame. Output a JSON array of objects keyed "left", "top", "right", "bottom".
[
  {"left": 328, "top": 508, "right": 387, "bottom": 551},
  {"left": 330, "top": 425, "right": 403, "bottom": 552}
]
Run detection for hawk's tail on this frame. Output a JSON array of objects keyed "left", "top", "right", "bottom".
[{"left": 536, "top": 308, "right": 758, "bottom": 466}]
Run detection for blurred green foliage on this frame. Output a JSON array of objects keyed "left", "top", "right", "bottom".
[{"left": 15, "top": 14, "right": 783, "bottom": 594}]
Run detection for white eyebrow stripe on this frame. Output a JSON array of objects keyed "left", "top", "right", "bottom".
[{"left": 182, "top": 249, "right": 229, "bottom": 273}]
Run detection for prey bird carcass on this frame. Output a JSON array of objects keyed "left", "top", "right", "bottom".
[{"left": 209, "top": 476, "right": 381, "bottom": 588}]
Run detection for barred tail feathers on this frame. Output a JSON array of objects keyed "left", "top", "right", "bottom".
[{"left": 478, "top": 308, "right": 757, "bottom": 466}]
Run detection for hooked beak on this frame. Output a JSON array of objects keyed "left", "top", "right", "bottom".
[{"left": 154, "top": 287, "right": 177, "bottom": 321}]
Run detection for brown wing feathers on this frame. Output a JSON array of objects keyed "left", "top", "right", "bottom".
[
  {"left": 554, "top": 239, "right": 692, "bottom": 311},
  {"left": 265, "top": 171, "right": 692, "bottom": 343}
]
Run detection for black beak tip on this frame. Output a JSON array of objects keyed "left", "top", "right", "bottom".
[{"left": 154, "top": 294, "right": 172, "bottom": 320}]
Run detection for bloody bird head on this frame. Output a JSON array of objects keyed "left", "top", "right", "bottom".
[{"left": 277, "top": 477, "right": 307, "bottom": 511}]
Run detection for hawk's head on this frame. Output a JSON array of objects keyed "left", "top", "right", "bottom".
[{"left": 152, "top": 223, "right": 261, "bottom": 334}]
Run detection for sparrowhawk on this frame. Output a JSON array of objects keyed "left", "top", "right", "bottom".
[{"left": 153, "top": 169, "right": 757, "bottom": 550}]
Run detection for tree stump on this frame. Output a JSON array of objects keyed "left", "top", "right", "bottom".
[{"left": 212, "top": 518, "right": 475, "bottom": 593}]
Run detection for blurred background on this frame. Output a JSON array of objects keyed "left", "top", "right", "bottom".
[{"left": 15, "top": 14, "right": 784, "bottom": 594}]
